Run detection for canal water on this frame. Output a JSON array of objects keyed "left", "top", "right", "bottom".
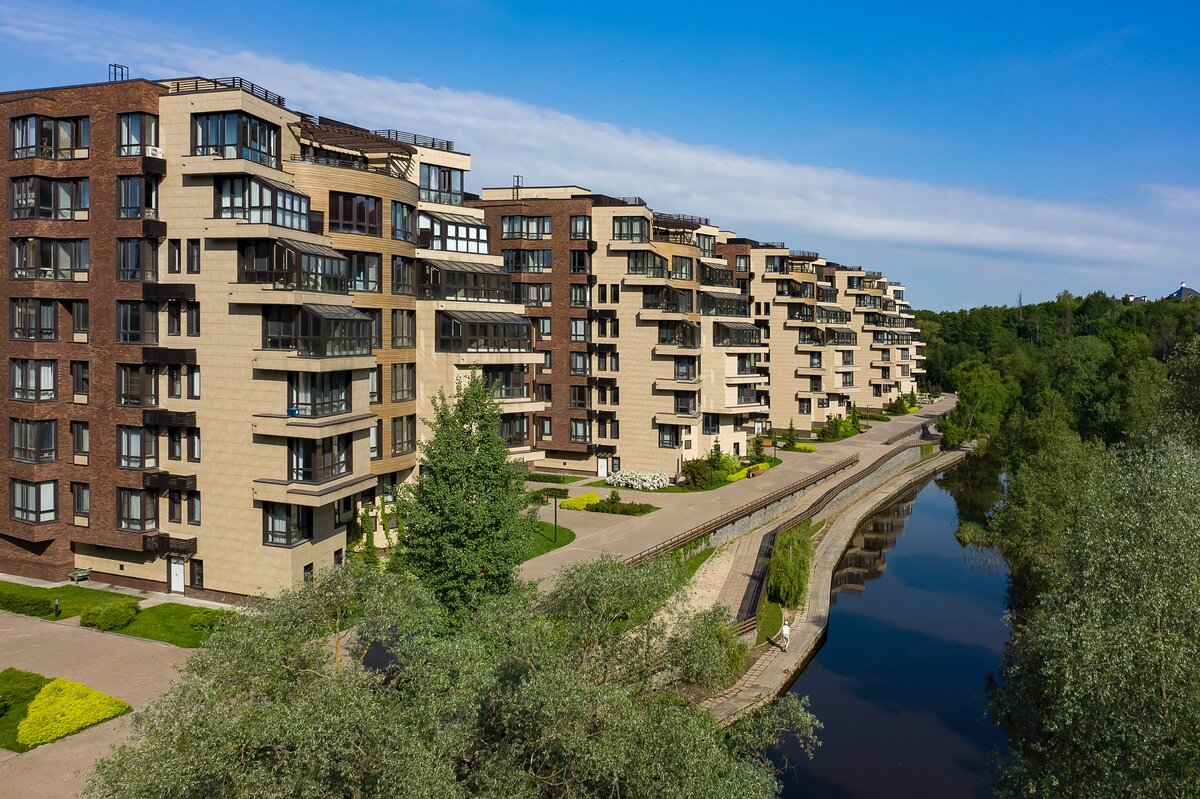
[{"left": 772, "top": 464, "right": 1010, "bottom": 798}]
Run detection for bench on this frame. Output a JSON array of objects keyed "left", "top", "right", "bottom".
[{"left": 68, "top": 568, "right": 91, "bottom": 584}]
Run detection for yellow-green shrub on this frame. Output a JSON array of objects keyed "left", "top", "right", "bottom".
[
  {"left": 16, "top": 678, "right": 130, "bottom": 747},
  {"left": 792, "top": 444, "right": 816, "bottom": 453},
  {"left": 560, "top": 492, "right": 601, "bottom": 510},
  {"left": 726, "top": 462, "right": 771, "bottom": 483}
]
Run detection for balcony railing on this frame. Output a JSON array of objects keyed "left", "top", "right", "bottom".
[
  {"left": 290, "top": 154, "right": 395, "bottom": 176},
  {"left": 372, "top": 129, "right": 456, "bottom": 152},
  {"left": 674, "top": 367, "right": 698, "bottom": 381},
  {"left": 167, "top": 76, "right": 286, "bottom": 106},
  {"left": 493, "top": 385, "right": 529, "bottom": 399},
  {"left": 653, "top": 231, "right": 696, "bottom": 246},
  {"left": 627, "top": 263, "right": 667, "bottom": 278}
]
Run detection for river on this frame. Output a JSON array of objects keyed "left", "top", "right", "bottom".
[{"left": 772, "top": 463, "right": 1010, "bottom": 798}]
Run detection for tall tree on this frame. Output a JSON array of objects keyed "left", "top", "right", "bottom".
[
  {"left": 392, "top": 369, "right": 537, "bottom": 611},
  {"left": 938, "top": 358, "right": 1018, "bottom": 448}
]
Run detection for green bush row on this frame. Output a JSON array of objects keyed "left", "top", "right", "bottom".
[
  {"left": 766, "top": 522, "right": 815, "bottom": 607},
  {"left": 522, "top": 472, "right": 579, "bottom": 484},
  {"left": 0, "top": 589, "right": 53, "bottom": 617},
  {"left": 80, "top": 599, "right": 139, "bottom": 632}
]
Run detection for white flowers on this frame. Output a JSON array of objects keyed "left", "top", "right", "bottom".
[{"left": 605, "top": 471, "right": 670, "bottom": 491}]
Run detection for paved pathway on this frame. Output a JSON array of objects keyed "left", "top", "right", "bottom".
[
  {"left": 0, "top": 612, "right": 189, "bottom": 798},
  {"left": 702, "top": 447, "right": 968, "bottom": 723},
  {"left": 522, "top": 396, "right": 956, "bottom": 582}
]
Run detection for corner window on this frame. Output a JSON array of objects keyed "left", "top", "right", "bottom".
[
  {"left": 11, "top": 115, "right": 89, "bottom": 160},
  {"left": 329, "top": 192, "right": 381, "bottom": 236},
  {"left": 10, "top": 359, "right": 56, "bottom": 401},
  {"left": 192, "top": 111, "right": 280, "bottom": 167},
  {"left": 118, "top": 113, "right": 159, "bottom": 156},
  {"left": 12, "top": 479, "right": 56, "bottom": 523},
  {"left": 117, "top": 488, "right": 158, "bottom": 531},
  {"left": 418, "top": 163, "right": 463, "bottom": 206},
  {"left": 263, "top": 502, "right": 313, "bottom": 546}
]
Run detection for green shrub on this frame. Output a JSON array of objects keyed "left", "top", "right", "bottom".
[
  {"left": 188, "top": 608, "right": 229, "bottom": 632},
  {"left": 781, "top": 419, "right": 800, "bottom": 448},
  {"left": 0, "top": 668, "right": 53, "bottom": 752},
  {"left": 766, "top": 523, "right": 815, "bottom": 607},
  {"left": 0, "top": 589, "right": 53, "bottom": 617},
  {"left": 589, "top": 493, "right": 658, "bottom": 515},
  {"left": 681, "top": 458, "right": 714, "bottom": 489},
  {"left": 669, "top": 607, "right": 748, "bottom": 691},
  {"left": 15, "top": 678, "right": 129, "bottom": 748},
  {"left": 522, "top": 472, "right": 582, "bottom": 484},
  {"left": 791, "top": 444, "right": 816, "bottom": 453},
  {"left": 561, "top": 492, "right": 601, "bottom": 511},
  {"left": 748, "top": 436, "right": 768, "bottom": 464},
  {"left": 79, "top": 599, "right": 139, "bottom": 632},
  {"left": 756, "top": 600, "right": 784, "bottom": 647},
  {"left": 817, "top": 415, "right": 857, "bottom": 442}
]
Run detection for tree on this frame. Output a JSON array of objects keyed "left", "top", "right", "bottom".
[
  {"left": 781, "top": 419, "right": 800, "bottom": 448},
  {"left": 391, "top": 369, "right": 537, "bottom": 611},
  {"left": 938, "top": 359, "right": 1018, "bottom": 448},
  {"left": 85, "top": 560, "right": 821, "bottom": 799},
  {"left": 748, "top": 435, "right": 767, "bottom": 464}
]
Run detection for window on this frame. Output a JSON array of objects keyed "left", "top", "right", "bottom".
[
  {"left": 288, "top": 371, "right": 350, "bottom": 417},
  {"left": 391, "top": 201, "right": 416, "bottom": 242},
  {"left": 215, "top": 177, "right": 310, "bottom": 231},
  {"left": 537, "top": 317, "right": 551, "bottom": 337},
  {"left": 186, "top": 303, "right": 200, "bottom": 336},
  {"left": 841, "top": 350, "right": 854, "bottom": 366},
  {"left": 697, "top": 234, "right": 715, "bottom": 258},
  {"left": 419, "top": 212, "right": 490, "bottom": 253},
  {"left": 570, "top": 351, "right": 591, "bottom": 376},
  {"left": 703, "top": 414, "right": 719, "bottom": 435},
  {"left": 570, "top": 319, "right": 589, "bottom": 342},
  {"left": 672, "top": 256, "right": 693, "bottom": 281},
  {"left": 370, "top": 420, "right": 382, "bottom": 460},
  {"left": 391, "top": 256, "right": 415, "bottom": 295},
  {"left": 419, "top": 163, "right": 463, "bottom": 206},
  {"left": 167, "top": 303, "right": 180, "bottom": 336},
  {"left": 736, "top": 255, "right": 750, "bottom": 271},
  {"left": 570, "top": 419, "right": 590, "bottom": 444},
  {"left": 10, "top": 176, "right": 89, "bottom": 219},
  {"left": 392, "top": 416, "right": 416, "bottom": 455},
  {"left": 192, "top": 111, "right": 280, "bottom": 167},
  {"left": 69, "top": 361, "right": 88, "bottom": 397},
  {"left": 117, "top": 301, "right": 158, "bottom": 344},
  {"left": 501, "top": 215, "right": 552, "bottom": 239},
  {"left": 289, "top": 435, "right": 351, "bottom": 482},
  {"left": 11, "top": 115, "right": 88, "bottom": 159},
  {"left": 168, "top": 492, "right": 182, "bottom": 523},
  {"left": 116, "top": 364, "right": 157, "bottom": 406},
  {"left": 168, "top": 366, "right": 181, "bottom": 398},
  {"left": 364, "top": 309, "right": 382, "bottom": 347},
  {"left": 117, "top": 112, "right": 158, "bottom": 156},
  {"left": 117, "top": 488, "right": 157, "bottom": 532},
  {"left": 190, "top": 559, "right": 204, "bottom": 587},
  {"left": 117, "top": 175, "right": 158, "bottom": 219},
  {"left": 542, "top": 351, "right": 552, "bottom": 370},
  {"left": 10, "top": 298, "right": 56, "bottom": 340},
  {"left": 187, "top": 366, "right": 201, "bottom": 399},
  {"left": 118, "top": 426, "right": 158, "bottom": 469},
  {"left": 597, "top": 285, "right": 607, "bottom": 304},
  {"left": 168, "top": 428, "right": 181, "bottom": 460},
  {"left": 841, "top": 372, "right": 854, "bottom": 387},
  {"left": 611, "top": 284, "right": 620, "bottom": 303},
  {"left": 9, "top": 238, "right": 90, "bottom": 280},
  {"left": 12, "top": 479, "right": 56, "bottom": 523},
  {"left": 71, "top": 421, "right": 89, "bottom": 456},
  {"left": 569, "top": 284, "right": 590, "bottom": 308},
  {"left": 799, "top": 398, "right": 812, "bottom": 415},
  {"left": 72, "top": 482, "right": 90, "bottom": 517},
  {"left": 187, "top": 492, "right": 201, "bottom": 525},
  {"left": 117, "top": 238, "right": 157, "bottom": 281},
  {"left": 11, "top": 359, "right": 56, "bottom": 401},
  {"left": 346, "top": 252, "right": 381, "bottom": 292},
  {"left": 187, "top": 239, "right": 201, "bottom": 274},
  {"left": 570, "top": 215, "right": 590, "bottom": 240},
  {"left": 502, "top": 249, "right": 551, "bottom": 273},
  {"left": 392, "top": 309, "right": 416, "bottom": 348},
  {"left": 612, "top": 216, "right": 649, "bottom": 242},
  {"left": 538, "top": 417, "right": 552, "bottom": 438},
  {"left": 263, "top": 502, "right": 313, "bottom": 546},
  {"left": 569, "top": 250, "right": 590, "bottom": 274},
  {"left": 71, "top": 301, "right": 88, "bottom": 335},
  {"left": 11, "top": 419, "right": 56, "bottom": 462},
  {"left": 391, "top": 363, "right": 415, "bottom": 402},
  {"left": 369, "top": 366, "right": 381, "bottom": 404},
  {"left": 329, "top": 191, "right": 381, "bottom": 235},
  {"left": 166, "top": 239, "right": 181, "bottom": 274},
  {"left": 658, "top": 424, "right": 680, "bottom": 448}
]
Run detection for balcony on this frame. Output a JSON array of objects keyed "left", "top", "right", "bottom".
[
  {"left": 713, "top": 322, "right": 763, "bottom": 348},
  {"left": 143, "top": 283, "right": 195, "bottom": 302},
  {"left": 142, "top": 533, "right": 198, "bottom": 555},
  {"left": 167, "top": 76, "right": 287, "bottom": 106},
  {"left": 653, "top": 230, "right": 696, "bottom": 246},
  {"left": 252, "top": 411, "right": 375, "bottom": 440},
  {"left": 253, "top": 472, "right": 377, "bottom": 507},
  {"left": 142, "top": 471, "right": 197, "bottom": 492},
  {"left": 142, "top": 347, "right": 196, "bottom": 366},
  {"left": 143, "top": 409, "right": 196, "bottom": 428}
]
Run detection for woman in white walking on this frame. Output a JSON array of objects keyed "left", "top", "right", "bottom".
[{"left": 779, "top": 620, "right": 790, "bottom": 652}]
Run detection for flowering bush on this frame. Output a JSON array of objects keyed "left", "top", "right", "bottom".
[{"left": 605, "top": 471, "right": 670, "bottom": 491}]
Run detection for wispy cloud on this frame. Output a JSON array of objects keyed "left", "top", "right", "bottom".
[{"left": 1, "top": 2, "right": 1194, "bottom": 308}]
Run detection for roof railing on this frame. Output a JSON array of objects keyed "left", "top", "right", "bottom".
[
  {"left": 167, "top": 77, "right": 286, "bottom": 107},
  {"left": 371, "top": 129, "right": 456, "bottom": 152}
]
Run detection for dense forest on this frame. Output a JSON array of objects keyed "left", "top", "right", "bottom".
[{"left": 916, "top": 291, "right": 1200, "bottom": 798}]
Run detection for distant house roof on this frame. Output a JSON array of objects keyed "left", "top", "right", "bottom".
[{"left": 1165, "top": 284, "right": 1200, "bottom": 301}]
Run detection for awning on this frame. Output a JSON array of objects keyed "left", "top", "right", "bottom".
[
  {"left": 828, "top": 327, "right": 856, "bottom": 336},
  {"left": 817, "top": 302, "right": 844, "bottom": 310},
  {"left": 279, "top": 238, "right": 346, "bottom": 260},
  {"left": 717, "top": 322, "right": 760, "bottom": 332},
  {"left": 441, "top": 310, "right": 529, "bottom": 325},
  {"left": 303, "top": 303, "right": 372, "bottom": 321},
  {"left": 253, "top": 174, "right": 305, "bottom": 196},
  {"left": 299, "top": 116, "right": 417, "bottom": 155},
  {"left": 419, "top": 258, "right": 504, "bottom": 274},
  {"left": 424, "top": 210, "right": 487, "bottom": 227}
]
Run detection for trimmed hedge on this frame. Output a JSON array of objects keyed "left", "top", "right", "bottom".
[
  {"left": 79, "top": 599, "right": 139, "bottom": 632},
  {"left": 522, "top": 472, "right": 584, "bottom": 484},
  {"left": 766, "top": 522, "right": 815, "bottom": 607},
  {"left": 0, "top": 589, "right": 53, "bottom": 617},
  {"left": 15, "top": 678, "right": 130, "bottom": 748},
  {"left": 188, "top": 608, "right": 229, "bottom": 632},
  {"left": 561, "top": 492, "right": 601, "bottom": 510}
]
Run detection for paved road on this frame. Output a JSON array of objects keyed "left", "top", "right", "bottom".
[{"left": 0, "top": 612, "right": 188, "bottom": 799}]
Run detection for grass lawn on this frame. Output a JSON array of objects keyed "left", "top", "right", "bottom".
[
  {"left": 117, "top": 603, "right": 222, "bottom": 649},
  {"left": 527, "top": 521, "right": 576, "bottom": 560},
  {"left": 0, "top": 668, "right": 51, "bottom": 752},
  {"left": 756, "top": 600, "right": 784, "bottom": 647},
  {"left": 524, "top": 472, "right": 587, "bottom": 484},
  {"left": 0, "top": 579, "right": 134, "bottom": 620}
]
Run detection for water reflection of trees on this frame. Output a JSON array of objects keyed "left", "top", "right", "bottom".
[
  {"left": 830, "top": 494, "right": 917, "bottom": 599},
  {"left": 935, "top": 453, "right": 1004, "bottom": 524}
]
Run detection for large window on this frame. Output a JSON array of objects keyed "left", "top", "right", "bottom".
[
  {"left": 117, "top": 426, "right": 158, "bottom": 469},
  {"left": 117, "top": 301, "right": 158, "bottom": 344},
  {"left": 10, "top": 176, "right": 89, "bottom": 220},
  {"left": 262, "top": 502, "right": 312, "bottom": 546},
  {"left": 288, "top": 371, "right": 350, "bottom": 417},
  {"left": 9, "top": 238, "right": 89, "bottom": 280},
  {"left": 658, "top": 424, "right": 680, "bottom": 449},
  {"left": 391, "top": 310, "right": 415, "bottom": 348},
  {"left": 10, "top": 299, "right": 56, "bottom": 340},
  {"left": 116, "top": 364, "right": 157, "bottom": 407},
  {"left": 501, "top": 215, "right": 552, "bottom": 239},
  {"left": 117, "top": 175, "right": 158, "bottom": 219},
  {"left": 329, "top": 192, "right": 381, "bottom": 236},
  {"left": 391, "top": 363, "right": 415, "bottom": 402},
  {"left": 391, "top": 202, "right": 415, "bottom": 242},
  {"left": 612, "top": 216, "right": 649, "bottom": 242},
  {"left": 418, "top": 262, "right": 511, "bottom": 303},
  {"left": 237, "top": 240, "right": 347, "bottom": 294},
  {"left": 392, "top": 256, "right": 415, "bottom": 295},
  {"left": 570, "top": 215, "right": 590, "bottom": 240},
  {"left": 288, "top": 435, "right": 351, "bottom": 483},
  {"left": 346, "top": 252, "right": 381, "bottom": 292},
  {"left": 262, "top": 305, "right": 373, "bottom": 357},
  {"left": 501, "top": 249, "right": 551, "bottom": 273},
  {"left": 117, "top": 113, "right": 159, "bottom": 156},
  {"left": 117, "top": 239, "right": 158, "bottom": 282},
  {"left": 697, "top": 234, "right": 715, "bottom": 258},
  {"left": 436, "top": 312, "right": 531, "bottom": 353},
  {"left": 419, "top": 212, "right": 489, "bottom": 253},
  {"left": 117, "top": 488, "right": 157, "bottom": 532},
  {"left": 392, "top": 415, "right": 416, "bottom": 455},
  {"left": 419, "top": 163, "right": 463, "bottom": 206},
  {"left": 11, "top": 116, "right": 88, "bottom": 160},
  {"left": 215, "top": 177, "right": 310, "bottom": 231},
  {"left": 12, "top": 479, "right": 56, "bottom": 523},
  {"left": 672, "top": 256, "right": 694, "bottom": 281},
  {"left": 192, "top": 111, "right": 280, "bottom": 167},
  {"left": 10, "top": 359, "right": 55, "bottom": 401},
  {"left": 11, "top": 419, "right": 56, "bottom": 463}
]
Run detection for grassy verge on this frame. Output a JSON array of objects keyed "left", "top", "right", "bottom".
[
  {"left": 527, "top": 521, "right": 576, "bottom": 560},
  {"left": 755, "top": 600, "right": 783, "bottom": 647},
  {"left": 524, "top": 472, "right": 586, "bottom": 484},
  {"left": 681, "top": 547, "right": 715, "bottom": 580},
  {"left": 0, "top": 579, "right": 133, "bottom": 620},
  {"left": 0, "top": 668, "right": 51, "bottom": 751},
  {"left": 117, "top": 603, "right": 225, "bottom": 648}
]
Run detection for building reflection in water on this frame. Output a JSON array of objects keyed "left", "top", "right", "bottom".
[{"left": 830, "top": 490, "right": 918, "bottom": 600}]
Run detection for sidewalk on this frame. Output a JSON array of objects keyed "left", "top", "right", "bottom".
[{"left": 521, "top": 396, "right": 954, "bottom": 581}]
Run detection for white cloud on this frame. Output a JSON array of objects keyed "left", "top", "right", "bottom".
[{"left": 1, "top": 2, "right": 1195, "bottom": 309}]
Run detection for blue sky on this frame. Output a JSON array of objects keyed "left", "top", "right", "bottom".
[{"left": 2, "top": 0, "right": 1198, "bottom": 310}]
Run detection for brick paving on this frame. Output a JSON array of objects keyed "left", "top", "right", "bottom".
[{"left": 0, "top": 611, "right": 189, "bottom": 799}]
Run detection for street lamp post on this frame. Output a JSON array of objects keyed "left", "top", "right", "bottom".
[{"left": 543, "top": 488, "right": 570, "bottom": 545}]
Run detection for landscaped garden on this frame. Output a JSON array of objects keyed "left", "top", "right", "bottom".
[
  {"left": 0, "top": 667, "right": 129, "bottom": 752},
  {"left": 527, "top": 521, "right": 576, "bottom": 560},
  {"left": 560, "top": 490, "right": 659, "bottom": 516}
]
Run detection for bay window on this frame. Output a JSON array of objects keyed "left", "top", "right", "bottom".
[
  {"left": 10, "top": 176, "right": 89, "bottom": 220},
  {"left": 117, "top": 426, "right": 158, "bottom": 469},
  {"left": 11, "top": 419, "right": 56, "bottom": 462},
  {"left": 215, "top": 176, "right": 310, "bottom": 231},
  {"left": 117, "top": 488, "right": 157, "bottom": 531},
  {"left": 419, "top": 163, "right": 463, "bottom": 205},
  {"left": 262, "top": 502, "right": 312, "bottom": 546},
  {"left": 9, "top": 238, "right": 89, "bottom": 280},
  {"left": 12, "top": 479, "right": 56, "bottom": 523},
  {"left": 10, "top": 298, "right": 56, "bottom": 340},
  {"left": 329, "top": 191, "right": 381, "bottom": 235},
  {"left": 118, "top": 113, "right": 159, "bottom": 156},
  {"left": 192, "top": 111, "right": 279, "bottom": 167},
  {"left": 11, "top": 115, "right": 88, "bottom": 160},
  {"left": 10, "top": 359, "right": 56, "bottom": 401},
  {"left": 288, "top": 434, "right": 351, "bottom": 482}
]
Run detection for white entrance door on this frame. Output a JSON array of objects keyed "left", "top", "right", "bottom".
[
  {"left": 169, "top": 557, "right": 185, "bottom": 593},
  {"left": 597, "top": 458, "right": 609, "bottom": 478}
]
